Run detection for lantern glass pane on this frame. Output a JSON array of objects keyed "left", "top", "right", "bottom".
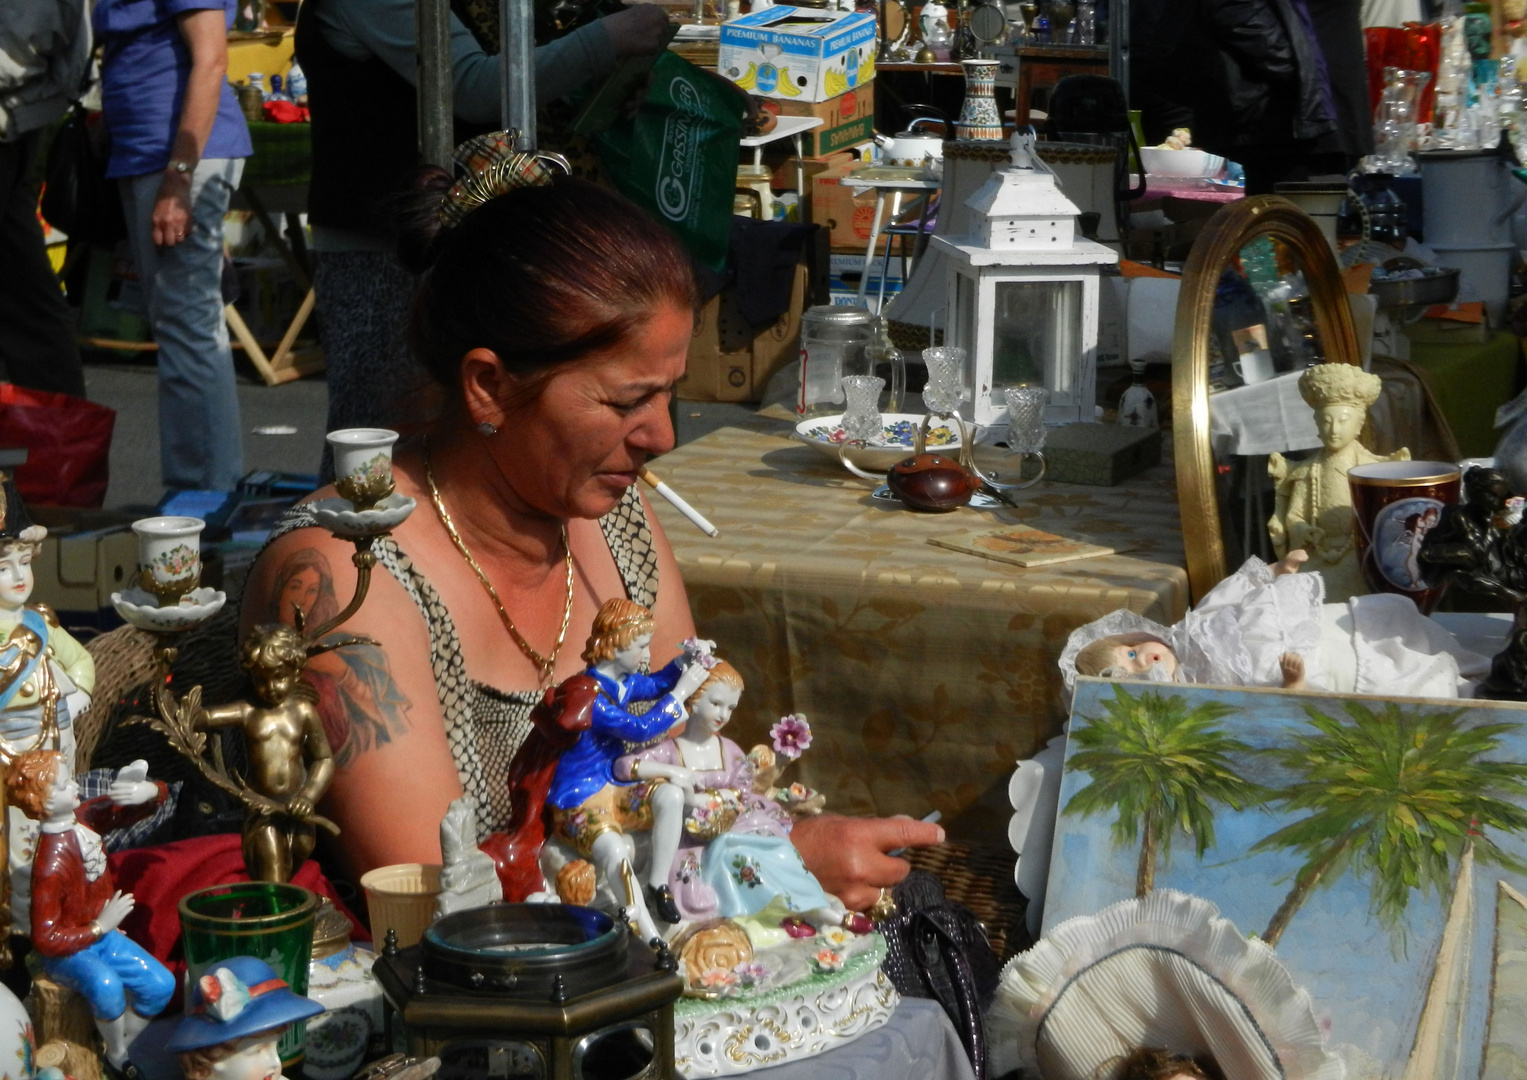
[
  {"left": 991, "top": 279, "right": 1081, "bottom": 408},
  {"left": 954, "top": 271, "right": 978, "bottom": 407}
]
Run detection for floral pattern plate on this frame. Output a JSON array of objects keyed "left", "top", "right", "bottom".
[{"left": 794, "top": 413, "right": 961, "bottom": 471}]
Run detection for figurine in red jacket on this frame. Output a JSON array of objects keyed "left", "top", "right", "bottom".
[{"left": 7, "top": 749, "right": 175, "bottom": 1076}]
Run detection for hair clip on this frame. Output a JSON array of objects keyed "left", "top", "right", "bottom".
[{"left": 438, "top": 130, "right": 572, "bottom": 230}]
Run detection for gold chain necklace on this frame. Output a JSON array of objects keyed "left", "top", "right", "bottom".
[{"left": 424, "top": 447, "right": 574, "bottom": 686}]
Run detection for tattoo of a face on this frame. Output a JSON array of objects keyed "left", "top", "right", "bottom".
[{"left": 268, "top": 547, "right": 412, "bottom": 767}]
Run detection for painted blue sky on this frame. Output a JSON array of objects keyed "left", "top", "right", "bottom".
[{"left": 1044, "top": 682, "right": 1527, "bottom": 1078}]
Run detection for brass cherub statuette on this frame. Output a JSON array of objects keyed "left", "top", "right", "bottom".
[{"left": 135, "top": 621, "right": 361, "bottom": 883}]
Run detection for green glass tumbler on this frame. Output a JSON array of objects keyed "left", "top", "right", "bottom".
[{"left": 179, "top": 882, "right": 320, "bottom": 1065}]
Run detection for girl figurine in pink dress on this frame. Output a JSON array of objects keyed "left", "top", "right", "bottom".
[{"left": 615, "top": 661, "right": 852, "bottom": 931}]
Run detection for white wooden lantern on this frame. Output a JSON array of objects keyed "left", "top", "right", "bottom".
[{"left": 929, "top": 135, "right": 1119, "bottom": 426}]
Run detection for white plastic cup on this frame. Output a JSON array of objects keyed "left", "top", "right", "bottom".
[{"left": 360, "top": 863, "right": 442, "bottom": 950}]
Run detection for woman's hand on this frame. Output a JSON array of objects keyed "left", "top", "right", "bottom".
[
  {"left": 791, "top": 812, "right": 945, "bottom": 912},
  {"left": 153, "top": 173, "right": 193, "bottom": 247},
  {"left": 605, "top": 3, "right": 673, "bottom": 59}
]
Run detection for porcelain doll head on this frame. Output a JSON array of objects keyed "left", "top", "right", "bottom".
[
  {"left": 0, "top": 475, "right": 44, "bottom": 620},
  {"left": 1073, "top": 632, "right": 1179, "bottom": 682},
  {"left": 580, "top": 598, "right": 654, "bottom": 671},
  {"left": 170, "top": 957, "right": 324, "bottom": 1080},
  {"left": 1298, "top": 364, "right": 1382, "bottom": 454},
  {"left": 684, "top": 661, "right": 744, "bottom": 737},
  {"left": 1117, "top": 1048, "right": 1226, "bottom": 1080},
  {"left": 5, "top": 749, "right": 71, "bottom": 822},
  {"left": 240, "top": 624, "right": 310, "bottom": 705}
]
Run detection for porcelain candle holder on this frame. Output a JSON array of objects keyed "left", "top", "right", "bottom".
[
  {"left": 132, "top": 516, "right": 204, "bottom": 605},
  {"left": 328, "top": 428, "right": 399, "bottom": 512}
]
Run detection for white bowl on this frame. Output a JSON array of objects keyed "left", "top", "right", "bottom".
[
  {"left": 111, "top": 586, "right": 227, "bottom": 633},
  {"left": 1139, "top": 147, "right": 1225, "bottom": 178},
  {"left": 794, "top": 413, "right": 962, "bottom": 471}
]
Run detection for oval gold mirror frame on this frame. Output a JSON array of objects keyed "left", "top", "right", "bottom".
[{"left": 1170, "top": 195, "right": 1361, "bottom": 603}]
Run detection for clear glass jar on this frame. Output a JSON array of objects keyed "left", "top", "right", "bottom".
[{"left": 798, "top": 305, "right": 875, "bottom": 419}]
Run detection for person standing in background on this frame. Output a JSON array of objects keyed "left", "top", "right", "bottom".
[
  {"left": 94, "top": 0, "right": 251, "bottom": 494},
  {"left": 296, "top": 0, "right": 672, "bottom": 476},
  {"left": 0, "top": 0, "right": 90, "bottom": 398}
]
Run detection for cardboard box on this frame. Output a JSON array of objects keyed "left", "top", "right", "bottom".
[
  {"left": 758, "top": 87, "right": 876, "bottom": 156},
  {"left": 812, "top": 165, "right": 881, "bottom": 250},
  {"left": 681, "top": 262, "right": 809, "bottom": 403},
  {"left": 718, "top": 6, "right": 877, "bottom": 102},
  {"left": 28, "top": 508, "right": 141, "bottom": 629}
]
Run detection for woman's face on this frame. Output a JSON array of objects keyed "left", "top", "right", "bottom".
[
  {"left": 493, "top": 302, "right": 692, "bottom": 521},
  {"left": 278, "top": 567, "right": 321, "bottom": 627},
  {"left": 209, "top": 1036, "right": 283, "bottom": 1080},
  {"left": 1315, "top": 404, "right": 1362, "bottom": 452},
  {"left": 688, "top": 682, "right": 741, "bottom": 737}
]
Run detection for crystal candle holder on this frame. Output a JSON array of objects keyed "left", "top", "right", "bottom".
[
  {"left": 841, "top": 375, "right": 886, "bottom": 444},
  {"left": 1004, "top": 385, "right": 1050, "bottom": 454},
  {"left": 328, "top": 428, "right": 398, "bottom": 512},
  {"left": 921, "top": 347, "right": 966, "bottom": 416}
]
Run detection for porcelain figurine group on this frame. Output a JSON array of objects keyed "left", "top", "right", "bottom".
[{"left": 507, "top": 598, "right": 859, "bottom": 957}]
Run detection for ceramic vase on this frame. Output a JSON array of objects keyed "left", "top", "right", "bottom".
[
  {"left": 956, "top": 59, "right": 1004, "bottom": 141},
  {"left": 305, "top": 942, "right": 385, "bottom": 1080}
]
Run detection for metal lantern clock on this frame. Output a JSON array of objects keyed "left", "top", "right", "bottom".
[{"left": 930, "top": 133, "right": 1118, "bottom": 426}]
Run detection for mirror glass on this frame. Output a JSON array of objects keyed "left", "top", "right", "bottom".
[{"left": 1172, "top": 196, "right": 1359, "bottom": 601}]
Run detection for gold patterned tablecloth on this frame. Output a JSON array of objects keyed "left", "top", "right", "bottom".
[{"left": 648, "top": 422, "right": 1189, "bottom": 841}]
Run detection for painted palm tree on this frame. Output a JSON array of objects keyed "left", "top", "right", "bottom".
[
  {"left": 1064, "top": 685, "right": 1265, "bottom": 897},
  {"left": 1256, "top": 699, "right": 1527, "bottom": 947}
]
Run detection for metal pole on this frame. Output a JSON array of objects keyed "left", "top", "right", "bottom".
[
  {"left": 416, "top": 0, "right": 454, "bottom": 167},
  {"left": 1109, "top": 0, "right": 1128, "bottom": 101},
  {"left": 501, "top": 0, "right": 537, "bottom": 150}
]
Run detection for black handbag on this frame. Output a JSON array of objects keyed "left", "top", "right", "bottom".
[
  {"left": 879, "top": 870, "right": 1003, "bottom": 1080},
  {"left": 42, "top": 103, "right": 127, "bottom": 247}
]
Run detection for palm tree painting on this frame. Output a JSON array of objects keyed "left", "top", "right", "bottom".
[
  {"left": 1254, "top": 699, "right": 1527, "bottom": 947},
  {"left": 1063, "top": 684, "right": 1267, "bottom": 896},
  {"left": 1042, "top": 681, "right": 1527, "bottom": 1080}
]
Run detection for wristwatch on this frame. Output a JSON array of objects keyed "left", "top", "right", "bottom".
[{"left": 166, "top": 159, "right": 193, "bottom": 175}]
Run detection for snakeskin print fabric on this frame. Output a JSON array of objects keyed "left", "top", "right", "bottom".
[{"left": 267, "top": 483, "right": 660, "bottom": 837}]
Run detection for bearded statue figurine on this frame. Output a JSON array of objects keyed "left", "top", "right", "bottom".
[{"left": 1268, "top": 364, "right": 1409, "bottom": 602}]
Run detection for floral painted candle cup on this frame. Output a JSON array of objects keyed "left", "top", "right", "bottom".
[
  {"left": 132, "top": 516, "right": 204, "bottom": 605},
  {"left": 327, "top": 428, "right": 398, "bottom": 512}
]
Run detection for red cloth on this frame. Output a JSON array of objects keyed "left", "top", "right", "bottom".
[
  {"left": 107, "top": 833, "right": 366, "bottom": 1008},
  {"left": 31, "top": 789, "right": 167, "bottom": 958},
  {"left": 261, "top": 100, "right": 310, "bottom": 123}
]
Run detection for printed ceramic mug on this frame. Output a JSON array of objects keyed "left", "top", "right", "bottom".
[
  {"left": 1232, "top": 349, "right": 1276, "bottom": 385},
  {"left": 1348, "top": 460, "right": 1462, "bottom": 613}
]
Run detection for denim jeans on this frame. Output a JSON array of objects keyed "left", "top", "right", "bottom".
[
  {"left": 119, "top": 159, "right": 245, "bottom": 492},
  {"left": 42, "top": 928, "right": 175, "bottom": 1020}
]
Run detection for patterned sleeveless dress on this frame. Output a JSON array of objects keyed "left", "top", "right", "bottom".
[{"left": 269, "top": 485, "right": 659, "bottom": 841}]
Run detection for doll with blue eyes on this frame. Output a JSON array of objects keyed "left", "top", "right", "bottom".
[{"left": 1059, "top": 547, "right": 1491, "bottom": 700}]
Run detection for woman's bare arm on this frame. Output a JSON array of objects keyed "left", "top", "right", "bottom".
[
  {"left": 156, "top": 9, "right": 229, "bottom": 247},
  {"left": 242, "top": 529, "right": 464, "bottom": 878}
]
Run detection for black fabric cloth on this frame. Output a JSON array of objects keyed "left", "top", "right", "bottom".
[
  {"left": 0, "top": 129, "right": 86, "bottom": 398},
  {"left": 296, "top": 0, "right": 490, "bottom": 238},
  {"left": 1306, "top": 0, "right": 1373, "bottom": 160},
  {"left": 1129, "top": 0, "right": 1340, "bottom": 155},
  {"left": 727, "top": 217, "right": 815, "bottom": 328}
]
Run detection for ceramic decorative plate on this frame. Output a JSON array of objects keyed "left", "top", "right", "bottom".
[
  {"left": 794, "top": 413, "right": 961, "bottom": 471},
  {"left": 310, "top": 494, "right": 417, "bottom": 538},
  {"left": 111, "top": 586, "right": 227, "bottom": 632}
]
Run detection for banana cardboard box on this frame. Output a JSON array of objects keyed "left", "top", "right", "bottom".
[{"left": 718, "top": 6, "right": 877, "bottom": 103}]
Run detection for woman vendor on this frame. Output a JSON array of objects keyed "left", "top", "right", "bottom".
[{"left": 243, "top": 163, "right": 941, "bottom": 911}]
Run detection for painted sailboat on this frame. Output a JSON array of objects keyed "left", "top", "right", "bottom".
[
  {"left": 1479, "top": 879, "right": 1527, "bottom": 1080},
  {"left": 1400, "top": 841, "right": 1475, "bottom": 1080}
]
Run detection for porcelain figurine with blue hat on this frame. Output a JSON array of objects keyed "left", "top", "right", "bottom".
[{"left": 170, "top": 956, "right": 325, "bottom": 1080}]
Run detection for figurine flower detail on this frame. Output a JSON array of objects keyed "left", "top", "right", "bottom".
[
  {"left": 680, "top": 637, "right": 719, "bottom": 670},
  {"left": 732, "top": 960, "right": 768, "bottom": 989},
  {"left": 812, "top": 947, "right": 846, "bottom": 973},
  {"left": 770, "top": 715, "right": 812, "bottom": 759},
  {"left": 199, "top": 967, "right": 252, "bottom": 1023},
  {"left": 819, "top": 925, "right": 852, "bottom": 949},
  {"left": 700, "top": 969, "right": 739, "bottom": 991}
]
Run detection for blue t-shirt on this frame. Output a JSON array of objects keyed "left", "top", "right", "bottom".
[{"left": 94, "top": 0, "right": 253, "bottom": 178}]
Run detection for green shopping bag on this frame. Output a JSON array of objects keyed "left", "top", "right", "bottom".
[{"left": 590, "top": 53, "right": 745, "bottom": 273}]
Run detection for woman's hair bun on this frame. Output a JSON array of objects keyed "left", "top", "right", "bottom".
[{"left": 393, "top": 165, "right": 455, "bottom": 274}]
